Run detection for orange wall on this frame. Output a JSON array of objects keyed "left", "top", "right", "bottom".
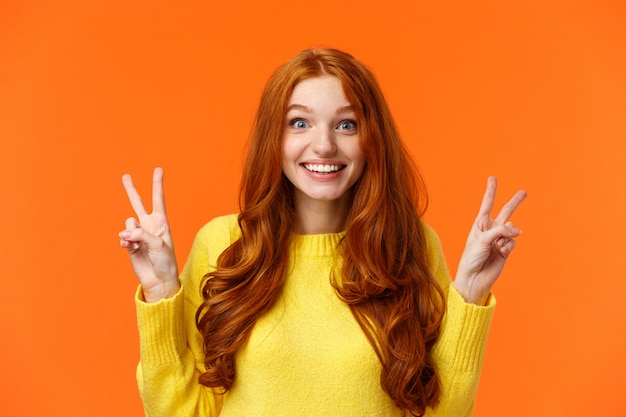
[{"left": 1, "top": 1, "right": 625, "bottom": 416}]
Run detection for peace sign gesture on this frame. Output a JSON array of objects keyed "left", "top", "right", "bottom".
[
  {"left": 119, "top": 167, "right": 180, "bottom": 303},
  {"left": 453, "top": 177, "right": 527, "bottom": 305}
]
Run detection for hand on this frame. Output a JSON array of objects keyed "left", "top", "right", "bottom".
[
  {"left": 454, "top": 176, "right": 527, "bottom": 305},
  {"left": 119, "top": 167, "right": 180, "bottom": 302}
]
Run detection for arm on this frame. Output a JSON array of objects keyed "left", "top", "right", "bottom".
[
  {"left": 424, "top": 177, "right": 526, "bottom": 416},
  {"left": 454, "top": 176, "right": 527, "bottom": 306},
  {"left": 134, "top": 224, "right": 226, "bottom": 417},
  {"left": 119, "top": 168, "right": 228, "bottom": 416},
  {"left": 422, "top": 225, "right": 495, "bottom": 417},
  {"left": 119, "top": 167, "right": 180, "bottom": 302},
  {"left": 428, "top": 286, "right": 495, "bottom": 416}
]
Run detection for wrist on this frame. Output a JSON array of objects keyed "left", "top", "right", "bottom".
[
  {"left": 453, "top": 280, "right": 490, "bottom": 306},
  {"left": 142, "top": 281, "right": 181, "bottom": 303}
]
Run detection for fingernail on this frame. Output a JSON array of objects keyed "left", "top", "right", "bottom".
[
  {"left": 512, "top": 228, "right": 522, "bottom": 235},
  {"left": 119, "top": 231, "right": 131, "bottom": 239}
]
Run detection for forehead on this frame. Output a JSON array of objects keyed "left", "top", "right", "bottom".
[{"left": 288, "top": 76, "right": 351, "bottom": 106}]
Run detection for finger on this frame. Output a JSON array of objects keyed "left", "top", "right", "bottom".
[
  {"left": 152, "top": 167, "right": 167, "bottom": 214},
  {"left": 498, "top": 238, "right": 517, "bottom": 255},
  {"left": 120, "top": 237, "right": 141, "bottom": 254},
  {"left": 125, "top": 217, "right": 140, "bottom": 229},
  {"left": 495, "top": 222, "right": 515, "bottom": 247},
  {"left": 495, "top": 236, "right": 510, "bottom": 248},
  {"left": 494, "top": 189, "right": 528, "bottom": 224},
  {"left": 119, "top": 227, "right": 162, "bottom": 249},
  {"left": 122, "top": 174, "right": 148, "bottom": 217},
  {"left": 120, "top": 237, "right": 131, "bottom": 249},
  {"left": 475, "top": 176, "right": 497, "bottom": 230},
  {"left": 119, "top": 234, "right": 141, "bottom": 248},
  {"left": 480, "top": 222, "right": 521, "bottom": 245},
  {"left": 120, "top": 218, "right": 138, "bottom": 247}
]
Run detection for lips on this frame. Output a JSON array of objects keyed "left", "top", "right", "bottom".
[{"left": 302, "top": 163, "right": 346, "bottom": 173}]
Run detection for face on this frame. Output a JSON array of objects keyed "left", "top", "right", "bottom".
[{"left": 282, "top": 76, "right": 366, "bottom": 210}]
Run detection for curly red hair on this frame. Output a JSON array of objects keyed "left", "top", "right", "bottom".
[{"left": 196, "top": 48, "right": 445, "bottom": 416}]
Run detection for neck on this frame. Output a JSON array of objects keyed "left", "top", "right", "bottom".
[{"left": 293, "top": 195, "right": 350, "bottom": 234}]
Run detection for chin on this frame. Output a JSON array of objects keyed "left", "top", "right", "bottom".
[{"left": 306, "top": 191, "right": 349, "bottom": 202}]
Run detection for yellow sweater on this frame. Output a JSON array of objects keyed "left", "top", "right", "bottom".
[{"left": 135, "top": 214, "right": 495, "bottom": 416}]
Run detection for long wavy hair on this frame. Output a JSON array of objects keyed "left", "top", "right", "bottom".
[{"left": 196, "top": 48, "right": 445, "bottom": 416}]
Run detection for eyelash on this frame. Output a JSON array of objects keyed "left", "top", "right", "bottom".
[
  {"left": 289, "top": 118, "right": 310, "bottom": 129},
  {"left": 337, "top": 120, "right": 357, "bottom": 131},
  {"left": 288, "top": 118, "right": 358, "bottom": 131}
]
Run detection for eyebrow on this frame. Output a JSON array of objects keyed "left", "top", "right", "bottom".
[
  {"left": 285, "top": 104, "right": 355, "bottom": 115},
  {"left": 286, "top": 104, "right": 312, "bottom": 113}
]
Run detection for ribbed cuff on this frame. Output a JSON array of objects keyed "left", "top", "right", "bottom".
[
  {"left": 135, "top": 285, "right": 187, "bottom": 367},
  {"left": 431, "top": 285, "right": 496, "bottom": 373}
]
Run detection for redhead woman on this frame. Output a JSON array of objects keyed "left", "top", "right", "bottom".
[{"left": 119, "top": 48, "right": 526, "bottom": 416}]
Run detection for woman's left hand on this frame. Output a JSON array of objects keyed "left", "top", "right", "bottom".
[{"left": 454, "top": 176, "right": 527, "bottom": 305}]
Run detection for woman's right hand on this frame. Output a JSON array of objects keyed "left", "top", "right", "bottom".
[{"left": 119, "top": 167, "right": 180, "bottom": 303}]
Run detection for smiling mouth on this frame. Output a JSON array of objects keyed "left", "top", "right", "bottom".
[{"left": 302, "top": 163, "right": 345, "bottom": 174}]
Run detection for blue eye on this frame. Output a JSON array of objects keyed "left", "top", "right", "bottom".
[
  {"left": 337, "top": 120, "right": 357, "bottom": 131},
  {"left": 290, "top": 119, "right": 310, "bottom": 129}
]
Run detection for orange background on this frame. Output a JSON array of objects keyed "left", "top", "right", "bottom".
[{"left": 1, "top": 1, "right": 625, "bottom": 416}]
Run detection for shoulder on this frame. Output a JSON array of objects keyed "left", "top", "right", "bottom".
[
  {"left": 191, "top": 214, "right": 241, "bottom": 264},
  {"left": 421, "top": 221, "right": 444, "bottom": 256},
  {"left": 421, "top": 221, "right": 452, "bottom": 288},
  {"left": 195, "top": 213, "right": 241, "bottom": 243}
]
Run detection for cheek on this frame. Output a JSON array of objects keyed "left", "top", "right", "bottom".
[
  {"left": 353, "top": 149, "right": 367, "bottom": 181},
  {"left": 350, "top": 143, "right": 366, "bottom": 170},
  {"left": 280, "top": 141, "right": 291, "bottom": 166},
  {"left": 281, "top": 135, "right": 304, "bottom": 162},
  {"left": 281, "top": 139, "right": 299, "bottom": 175}
]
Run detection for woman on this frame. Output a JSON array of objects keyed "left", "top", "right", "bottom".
[{"left": 119, "top": 48, "right": 526, "bottom": 416}]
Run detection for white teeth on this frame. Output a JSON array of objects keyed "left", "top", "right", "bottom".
[{"left": 304, "top": 164, "right": 342, "bottom": 173}]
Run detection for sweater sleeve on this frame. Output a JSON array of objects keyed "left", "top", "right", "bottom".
[
  {"left": 134, "top": 215, "right": 238, "bottom": 417},
  {"left": 422, "top": 224, "right": 496, "bottom": 417}
]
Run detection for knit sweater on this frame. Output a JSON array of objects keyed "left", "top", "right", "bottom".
[{"left": 135, "top": 214, "right": 495, "bottom": 416}]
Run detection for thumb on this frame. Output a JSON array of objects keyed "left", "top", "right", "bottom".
[
  {"left": 119, "top": 228, "right": 165, "bottom": 253},
  {"left": 480, "top": 223, "right": 521, "bottom": 245}
]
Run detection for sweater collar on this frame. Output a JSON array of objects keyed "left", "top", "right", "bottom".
[{"left": 290, "top": 232, "right": 345, "bottom": 257}]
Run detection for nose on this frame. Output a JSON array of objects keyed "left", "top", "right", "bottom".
[{"left": 311, "top": 126, "right": 337, "bottom": 155}]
